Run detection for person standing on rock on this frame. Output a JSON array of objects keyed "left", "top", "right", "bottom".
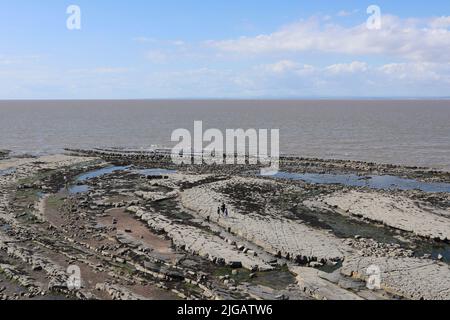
[
  {"left": 221, "top": 203, "right": 226, "bottom": 215},
  {"left": 224, "top": 207, "right": 229, "bottom": 217}
]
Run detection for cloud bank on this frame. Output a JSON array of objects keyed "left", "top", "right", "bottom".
[{"left": 208, "top": 15, "right": 450, "bottom": 62}]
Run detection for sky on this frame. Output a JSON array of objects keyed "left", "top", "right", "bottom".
[{"left": 1, "top": 0, "right": 450, "bottom": 99}]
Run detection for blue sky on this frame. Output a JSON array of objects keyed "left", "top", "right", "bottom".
[{"left": 1, "top": 0, "right": 449, "bottom": 99}]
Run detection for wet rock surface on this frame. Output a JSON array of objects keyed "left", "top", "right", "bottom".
[
  {"left": 307, "top": 191, "right": 450, "bottom": 241},
  {"left": 127, "top": 206, "right": 274, "bottom": 271},
  {"left": 0, "top": 150, "right": 10, "bottom": 161},
  {"left": 341, "top": 256, "right": 450, "bottom": 300},
  {"left": 181, "top": 178, "right": 351, "bottom": 264},
  {"left": 1, "top": 148, "right": 449, "bottom": 300}
]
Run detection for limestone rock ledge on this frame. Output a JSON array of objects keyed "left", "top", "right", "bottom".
[
  {"left": 127, "top": 206, "right": 274, "bottom": 271},
  {"left": 307, "top": 190, "right": 450, "bottom": 241},
  {"left": 181, "top": 179, "right": 351, "bottom": 264},
  {"left": 291, "top": 266, "right": 363, "bottom": 300},
  {"left": 341, "top": 255, "right": 450, "bottom": 300}
]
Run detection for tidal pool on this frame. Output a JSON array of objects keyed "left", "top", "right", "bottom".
[
  {"left": 272, "top": 172, "right": 450, "bottom": 193},
  {"left": 69, "top": 166, "right": 176, "bottom": 194},
  {"left": 0, "top": 168, "right": 16, "bottom": 176},
  {"left": 135, "top": 168, "right": 177, "bottom": 176},
  {"left": 75, "top": 166, "right": 131, "bottom": 182}
]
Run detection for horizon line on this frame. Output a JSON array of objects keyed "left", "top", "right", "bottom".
[{"left": 1, "top": 97, "right": 450, "bottom": 102}]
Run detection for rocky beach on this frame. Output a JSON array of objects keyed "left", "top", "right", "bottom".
[{"left": 0, "top": 149, "right": 449, "bottom": 300}]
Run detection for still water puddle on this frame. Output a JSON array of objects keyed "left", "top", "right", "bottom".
[
  {"left": 136, "top": 168, "right": 177, "bottom": 176},
  {"left": 68, "top": 185, "right": 91, "bottom": 194},
  {"left": 75, "top": 166, "right": 131, "bottom": 182},
  {"left": 272, "top": 172, "right": 450, "bottom": 193},
  {"left": 0, "top": 168, "right": 16, "bottom": 176},
  {"left": 69, "top": 166, "right": 176, "bottom": 194}
]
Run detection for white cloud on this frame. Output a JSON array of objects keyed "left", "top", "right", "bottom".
[
  {"left": 259, "top": 60, "right": 369, "bottom": 76},
  {"left": 261, "top": 60, "right": 299, "bottom": 73},
  {"left": 146, "top": 50, "right": 169, "bottom": 64},
  {"left": 378, "top": 62, "right": 450, "bottom": 82},
  {"left": 208, "top": 15, "right": 450, "bottom": 62},
  {"left": 258, "top": 60, "right": 316, "bottom": 76},
  {"left": 326, "top": 61, "right": 368, "bottom": 74},
  {"left": 243, "top": 59, "right": 450, "bottom": 97},
  {"left": 429, "top": 16, "right": 450, "bottom": 29},
  {"left": 2, "top": 59, "right": 450, "bottom": 98},
  {"left": 72, "top": 61, "right": 450, "bottom": 97}
]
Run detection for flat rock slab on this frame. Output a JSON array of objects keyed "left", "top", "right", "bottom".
[
  {"left": 237, "top": 283, "right": 310, "bottom": 301},
  {"left": 0, "top": 155, "right": 95, "bottom": 172},
  {"left": 96, "top": 283, "right": 147, "bottom": 300},
  {"left": 312, "top": 191, "right": 450, "bottom": 241},
  {"left": 341, "top": 255, "right": 450, "bottom": 300},
  {"left": 291, "top": 266, "right": 363, "bottom": 300},
  {"left": 181, "top": 178, "right": 350, "bottom": 263},
  {"left": 127, "top": 207, "right": 273, "bottom": 271},
  {"left": 0, "top": 233, "right": 70, "bottom": 292}
]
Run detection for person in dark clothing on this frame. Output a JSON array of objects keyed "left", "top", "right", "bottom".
[{"left": 221, "top": 203, "right": 226, "bottom": 214}]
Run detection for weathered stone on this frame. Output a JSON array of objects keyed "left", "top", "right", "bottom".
[
  {"left": 341, "top": 255, "right": 450, "bottom": 300},
  {"left": 181, "top": 179, "right": 351, "bottom": 264},
  {"left": 291, "top": 267, "right": 363, "bottom": 300},
  {"left": 308, "top": 191, "right": 450, "bottom": 241},
  {"left": 127, "top": 206, "right": 274, "bottom": 271}
]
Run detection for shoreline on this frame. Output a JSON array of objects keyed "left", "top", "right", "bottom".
[
  {"left": 3, "top": 147, "right": 450, "bottom": 174},
  {"left": 0, "top": 149, "right": 449, "bottom": 300}
]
